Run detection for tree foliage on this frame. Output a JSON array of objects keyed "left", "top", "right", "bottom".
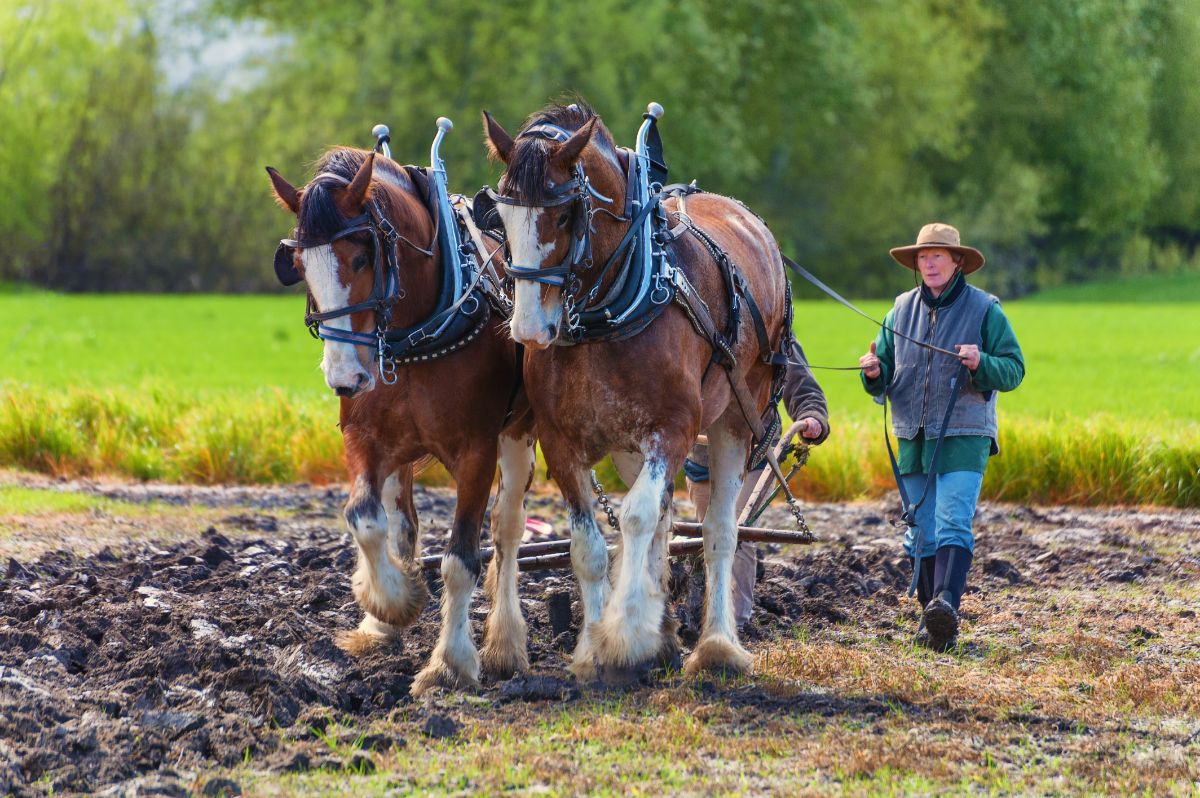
[{"left": 2, "top": 0, "right": 1198, "bottom": 293}]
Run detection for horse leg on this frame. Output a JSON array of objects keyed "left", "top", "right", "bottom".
[
  {"left": 684, "top": 414, "right": 754, "bottom": 676},
  {"left": 337, "top": 466, "right": 421, "bottom": 655},
  {"left": 607, "top": 450, "right": 680, "bottom": 662},
  {"left": 606, "top": 451, "right": 643, "bottom": 594},
  {"left": 412, "top": 448, "right": 494, "bottom": 696},
  {"left": 481, "top": 431, "right": 536, "bottom": 678},
  {"left": 342, "top": 468, "right": 428, "bottom": 640},
  {"left": 554, "top": 466, "right": 611, "bottom": 682},
  {"left": 591, "top": 444, "right": 678, "bottom": 682}
]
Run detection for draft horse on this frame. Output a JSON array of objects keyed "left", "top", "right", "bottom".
[
  {"left": 266, "top": 143, "right": 534, "bottom": 695},
  {"left": 482, "top": 102, "right": 791, "bottom": 681}
]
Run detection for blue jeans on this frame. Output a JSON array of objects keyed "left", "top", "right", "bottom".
[{"left": 899, "top": 471, "right": 984, "bottom": 558}]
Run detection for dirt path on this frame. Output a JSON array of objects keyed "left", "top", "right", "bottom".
[{"left": 1, "top": 474, "right": 1197, "bottom": 795}]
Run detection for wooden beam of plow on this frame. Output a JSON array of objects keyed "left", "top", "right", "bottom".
[{"left": 417, "top": 523, "right": 814, "bottom": 572}]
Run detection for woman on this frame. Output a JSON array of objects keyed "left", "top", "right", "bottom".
[{"left": 860, "top": 223, "right": 1024, "bottom": 651}]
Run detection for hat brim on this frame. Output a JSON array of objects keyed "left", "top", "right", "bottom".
[{"left": 889, "top": 244, "right": 985, "bottom": 274}]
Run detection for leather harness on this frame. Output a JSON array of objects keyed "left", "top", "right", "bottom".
[
  {"left": 274, "top": 165, "right": 511, "bottom": 383},
  {"left": 483, "top": 121, "right": 803, "bottom": 513}
]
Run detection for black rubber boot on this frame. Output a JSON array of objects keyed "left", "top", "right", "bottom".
[
  {"left": 912, "top": 555, "right": 937, "bottom": 648},
  {"left": 922, "top": 546, "right": 973, "bottom": 652}
]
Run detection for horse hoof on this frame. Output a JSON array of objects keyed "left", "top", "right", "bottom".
[
  {"left": 567, "top": 653, "right": 597, "bottom": 684},
  {"left": 684, "top": 636, "right": 754, "bottom": 679},
  {"left": 480, "top": 644, "right": 529, "bottom": 681},
  {"left": 336, "top": 614, "right": 403, "bottom": 656},
  {"left": 593, "top": 658, "right": 655, "bottom": 688},
  {"left": 336, "top": 629, "right": 386, "bottom": 656},
  {"left": 411, "top": 661, "right": 480, "bottom": 697}
]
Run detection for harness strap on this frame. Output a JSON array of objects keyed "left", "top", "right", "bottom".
[
  {"left": 782, "top": 255, "right": 961, "bottom": 359},
  {"left": 671, "top": 270, "right": 794, "bottom": 500},
  {"left": 500, "top": 343, "right": 525, "bottom": 429}
]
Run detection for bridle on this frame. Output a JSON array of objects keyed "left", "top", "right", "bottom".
[
  {"left": 273, "top": 172, "right": 436, "bottom": 385},
  {"left": 482, "top": 123, "right": 620, "bottom": 337}
]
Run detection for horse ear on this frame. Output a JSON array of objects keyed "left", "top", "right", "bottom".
[
  {"left": 343, "top": 151, "right": 375, "bottom": 209},
  {"left": 266, "top": 167, "right": 300, "bottom": 214},
  {"left": 551, "top": 118, "right": 597, "bottom": 170},
  {"left": 483, "top": 111, "right": 515, "bottom": 164}
]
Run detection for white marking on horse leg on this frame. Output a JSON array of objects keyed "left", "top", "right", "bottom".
[
  {"left": 607, "top": 451, "right": 644, "bottom": 591},
  {"left": 412, "top": 553, "right": 481, "bottom": 696},
  {"left": 592, "top": 450, "right": 669, "bottom": 671},
  {"left": 302, "top": 245, "right": 374, "bottom": 393},
  {"left": 481, "top": 433, "right": 535, "bottom": 677},
  {"left": 567, "top": 478, "right": 611, "bottom": 681},
  {"left": 497, "top": 205, "right": 562, "bottom": 347},
  {"left": 685, "top": 423, "right": 753, "bottom": 676},
  {"left": 343, "top": 476, "right": 427, "bottom": 631},
  {"left": 380, "top": 470, "right": 419, "bottom": 559}
]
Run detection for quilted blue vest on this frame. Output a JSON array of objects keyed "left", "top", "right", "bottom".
[{"left": 888, "top": 282, "right": 999, "bottom": 441}]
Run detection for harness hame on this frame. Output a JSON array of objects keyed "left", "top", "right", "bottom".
[
  {"left": 273, "top": 120, "right": 508, "bottom": 384},
  {"left": 484, "top": 104, "right": 810, "bottom": 534}
]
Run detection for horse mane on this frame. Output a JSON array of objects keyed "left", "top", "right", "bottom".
[
  {"left": 502, "top": 100, "right": 617, "bottom": 205},
  {"left": 298, "top": 147, "right": 414, "bottom": 242}
]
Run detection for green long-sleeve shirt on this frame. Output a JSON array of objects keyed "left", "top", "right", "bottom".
[{"left": 861, "top": 285, "right": 1025, "bottom": 475}]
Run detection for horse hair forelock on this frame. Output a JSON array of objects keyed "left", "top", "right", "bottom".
[
  {"left": 502, "top": 100, "right": 615, "bottom": 206},
  {"left": 297, "top": 147, "right": 409, "bottom": 244}
]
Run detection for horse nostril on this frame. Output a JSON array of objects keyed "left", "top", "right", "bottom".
[
  {"left": 335, "top": 386, "right": 355, "bottom": 398},
  {"left": 355, "top": 372, "right": 369, "bottom": 388},
  {"left": 544, "top": 324, "right": 556, "bottom": 341}
]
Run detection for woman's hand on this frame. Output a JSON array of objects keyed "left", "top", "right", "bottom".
[
  {"left": 860, "top": 341, "right": 881, "bottom": 379},
  {"left": 956, "top": 344, "right": 981, "bottom": 371}
]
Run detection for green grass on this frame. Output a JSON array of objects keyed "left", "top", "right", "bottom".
[
  {"left": 0, "top": 292, "right": 322, "bottom": 393},
  {"left": 1, "top": 286, "right": 1197, "bottom": 504},
  {"left": 0, "top": 485, "right": 154, "bottom": 516},
  {"left": 1024, "top": 269, "right": 1200, "bottom": 303}
]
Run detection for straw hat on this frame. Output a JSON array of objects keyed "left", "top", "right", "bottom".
[{"left": 889, "top": 222, "right": 985, "bottom": 274}]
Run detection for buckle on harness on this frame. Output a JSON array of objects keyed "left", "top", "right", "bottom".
[
  {"left": 377, "top": 332, "right": 397, "bottom": 385},
  {"left": 377, "top": 218, "right": 399, "bottom": 242}
]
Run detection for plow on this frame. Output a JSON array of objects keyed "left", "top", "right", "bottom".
[
  {"left": 419, "top": 418, "right": 817, "bottom": 573},
  {"left": 417, "top": 521, "right": 816, "bottom": 573}
]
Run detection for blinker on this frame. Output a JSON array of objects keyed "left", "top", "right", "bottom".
[
  {"left": 274, "top": 241, "right": 302, "bottom": 286},
  {"left": 471, "top": 187, "right": 502, "bottom": 232}
]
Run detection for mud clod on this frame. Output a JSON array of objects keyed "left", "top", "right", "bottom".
[
  {"left": 1, "top": 479, "right": 1197, "bottom": 794},
  {"left": 420, "top": 714, "right": 461, "bottom": 740}
]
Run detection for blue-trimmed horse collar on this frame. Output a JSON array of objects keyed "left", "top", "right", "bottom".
[{"left": 276, "top": 169, "right": 490, "bottom": 383}]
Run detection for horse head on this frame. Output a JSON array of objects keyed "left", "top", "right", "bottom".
[
  {"left": 483, "top": 102, "right": 628, "bottom": 348},
  {"left": 267, "top": 149, "right": 433, "bottom": 397}
]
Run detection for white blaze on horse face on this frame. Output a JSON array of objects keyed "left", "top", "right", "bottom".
[
  {"left": 302, "top": 245, "right": 375, "bottom": 395},
  {"left": 497, "top": 204, "right": 562, "bottom": 348}
]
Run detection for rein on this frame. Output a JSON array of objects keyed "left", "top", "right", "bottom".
[
  {"left": 781, "top": 253, "right": 978, "bottom": 596},
  {"left": 481, "top": 122, "right": 677, "bottom": 343},
  {"left": 277, "top": 171, "right": 436, "bottom": 383},
  {"left": 275, "top": 150, "right": 499, "bottom": 383}
]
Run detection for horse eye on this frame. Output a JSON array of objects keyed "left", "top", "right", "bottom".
[
  {"left": 557, "top": 213, "right": 572, "bottom": 229},
  {"left": 352, "top": 253, "right": 368, "bottom": 272}
]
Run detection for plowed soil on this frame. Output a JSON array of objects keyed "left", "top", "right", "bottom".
[{"left": 1, "top": 474, "right": 1197, "bottom": 796}]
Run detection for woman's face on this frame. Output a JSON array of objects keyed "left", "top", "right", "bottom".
[{"left": 917, "top": 248, "right": 959, "bottom": 294}]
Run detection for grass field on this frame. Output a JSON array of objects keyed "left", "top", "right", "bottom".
[{"left": 1, "top": 274, "right": 1197, "bottom": 505}]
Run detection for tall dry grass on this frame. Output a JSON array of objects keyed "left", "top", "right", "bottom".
[
  {"left": 793, "top": 415, "right": 1199, "bottom": 507},
  {"left": 1, "top": 386, "right": 1195, "bottom": 505},
  {"left": 0, "top": 387, "right": 344, "bottom": 484}
]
